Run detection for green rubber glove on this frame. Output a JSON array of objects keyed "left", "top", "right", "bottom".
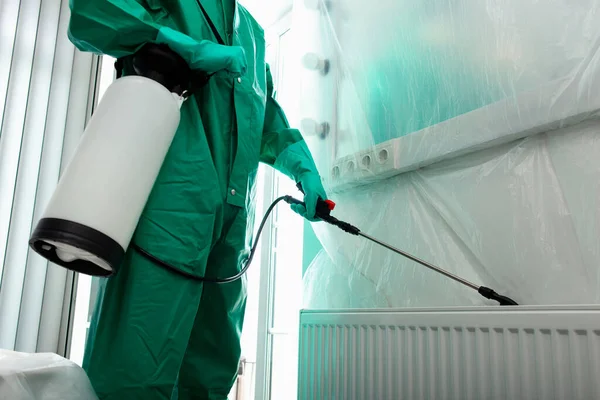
[
  {"left": 274, "top": 140, "right": 328, "bottom": 221},
  {"left": 291, "top": 173, "right": 328, "bottom": 222},
  {"left": 156, "top": 27, "right": 247, "bottom": 76}
]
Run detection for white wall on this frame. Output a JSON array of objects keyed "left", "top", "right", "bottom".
[{"left": 240, "top": 0, "right": 293, "bottom": 28}]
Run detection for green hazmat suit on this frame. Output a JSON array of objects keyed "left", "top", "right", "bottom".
[{"left": 67, "top": 0, "right": 326, "bottom": 398}]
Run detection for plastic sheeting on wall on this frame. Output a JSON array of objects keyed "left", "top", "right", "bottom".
[
  {"left": 305, "top": 123, "right": 600, "bottom": 307},
  {"left": 292, "top": 0, "right": 600, "bottom": 307}
]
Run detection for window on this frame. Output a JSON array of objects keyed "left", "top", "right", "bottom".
[
  {"left": 69, "top": 55, "right": 116, "bottom": 365},
  {"left": 253, "top": 14, "right": 306, "bottom": 400}
]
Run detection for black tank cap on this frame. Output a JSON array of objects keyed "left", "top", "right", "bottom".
[{"left": 132, "top": 43, "right": 207, "bottom": 96}]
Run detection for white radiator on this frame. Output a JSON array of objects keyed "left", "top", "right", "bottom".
[{"left": 298, "top": 306, "right": 600, "bottom": 400}]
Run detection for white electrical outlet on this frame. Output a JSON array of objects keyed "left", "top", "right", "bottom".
[{"left": 328, "top": 141, "right": 397, "bottom": 191}]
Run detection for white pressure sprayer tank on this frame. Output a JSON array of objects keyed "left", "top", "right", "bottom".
[{"left": 29, "top": 44, "right": 201, "bottom": 276}]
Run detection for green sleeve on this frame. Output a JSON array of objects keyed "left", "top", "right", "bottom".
[
  {"left": 67, "top": 0, "right": 162, "bottom": 58},
  {"left": 260, "top": 64, "right": 316, "bottom": 181}
]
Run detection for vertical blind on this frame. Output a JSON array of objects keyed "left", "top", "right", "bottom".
[{"left": 0, "top": 0, "right": 97, "bottom": 354}]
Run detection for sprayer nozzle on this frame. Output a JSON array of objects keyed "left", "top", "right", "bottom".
[{"left": 478, "top": 286, "right": 518, "bottom": 306}]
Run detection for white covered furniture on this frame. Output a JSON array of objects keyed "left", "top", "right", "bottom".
[{"left": 0, "top": 349, "right": 97, "bottom": 400}]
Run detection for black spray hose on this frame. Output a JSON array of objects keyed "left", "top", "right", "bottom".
[
  {"left": 142, "top": 189, "right": 517, "bottom": 305},
  {"left": 192, "top": 195, "right": 287, "bottom": 283},
  {"left": 133, "top": 195, "right": 287, "bottom": 284}
]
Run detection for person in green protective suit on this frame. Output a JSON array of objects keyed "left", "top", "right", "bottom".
[{"left": 67, "top": 0, "right": 327, "bottom": 399}]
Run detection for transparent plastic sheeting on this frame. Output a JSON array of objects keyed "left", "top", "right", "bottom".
[
  {"left": 0, "top": 350, "right": 98, "bottom": 399},
  {"left": 304, "top": 124, "right": 600, "bottom": 307},
  {"left": 291, "top": 0, "right": 600, "bottom": 307}
]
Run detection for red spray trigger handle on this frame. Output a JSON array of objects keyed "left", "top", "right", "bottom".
[
  {"left": 296, "top": 182, "right": 336, "bottom": 218},
  {"left": 323, "top": 199, "right": 336, "bottom": 211}
]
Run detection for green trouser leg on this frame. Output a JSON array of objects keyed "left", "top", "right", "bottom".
[
  {"left": 83, "top": 205, "right": 247, "bottom": 400},
  {"left": 176, "top": 205, "right": 248, "bottom": 400},
  {"left": 82, "top": 250, "right": 201, "bottom": 399}
]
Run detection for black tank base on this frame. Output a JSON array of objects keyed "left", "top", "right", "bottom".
[{"left": 29, "top": 218, "right": 125, "bottom": 277}]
